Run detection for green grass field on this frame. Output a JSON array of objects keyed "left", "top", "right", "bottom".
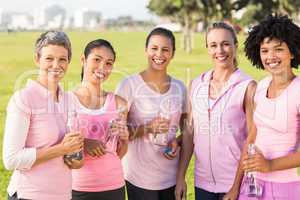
[{"left": 0, "top": 31, "right": 291, "bottom": 200}]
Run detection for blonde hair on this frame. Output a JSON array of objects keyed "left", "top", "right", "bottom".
[{"left": 206, "top": 22, "right": 238, "bottom": 67}]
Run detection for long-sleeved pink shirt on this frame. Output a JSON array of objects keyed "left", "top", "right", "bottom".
[{"left": 3, "top": 79, "right": 71, "bottom": 200}]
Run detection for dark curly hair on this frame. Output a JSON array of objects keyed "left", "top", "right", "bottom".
[{"left": 244, "top": 14, "right": 300, "bottom": 69}]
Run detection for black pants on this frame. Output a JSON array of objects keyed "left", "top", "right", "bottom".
[
  {"left": 72, "top": 187, "right": 125, "bottom": 200},
  {"left": 195, "top": 187, "right": 225, "bottom": 200},
  {"left": 126, "top": 181, "right": 175, "bottom": 200},
  {"left": 7, "top": 193, "right": 29, "bottom": 200}
]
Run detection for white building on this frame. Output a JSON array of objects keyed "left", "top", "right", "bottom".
[
  {"left": 47, "top": 15, "right": 63, "bottom": 29},
  {"left": 9, "top": 13, "right": 33, "bottom": 30},
  {"left": 33, "top": 6, "right": 47, "bottom": 29},
  {"left": 0, "top": 8, "right": 3, "bottom": 26},
  {"left": 33, "top": 5, "right": 66, "bottom": 29},
  {"left": 74, "top": 8, "right": 101, "bottom": 29}
]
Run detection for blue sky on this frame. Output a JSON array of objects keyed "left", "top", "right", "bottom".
[{"left": 1, "top": 0, "right": 156, "bottom": 20}]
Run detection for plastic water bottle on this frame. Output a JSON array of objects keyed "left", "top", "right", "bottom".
[
  {"left": 245, "top": 144, "right": 263, "bottom": 197},
  {"left": 65, "top": 111, "right": 83, "bottom": 160},
  {"left": 105, "top": 107, "right": 126, "bottom": 154},
  {"left": 150, "top": 99, "right": 171, "bottom": 146}
]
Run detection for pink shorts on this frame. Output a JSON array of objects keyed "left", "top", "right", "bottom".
[{"left": 238, "top": 179, "right": 300, "bottom": 200}]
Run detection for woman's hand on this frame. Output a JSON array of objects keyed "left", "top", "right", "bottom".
[
  {"left": 110, "top": 118, "right": 129, "bottom": 145},
  {"left": 163, "top": 138, "right": 179, "bottom": 160},
  {"left": 61, "top": 132, "right": 84, "bottom": 155},
  {"left": 147, "top": 116, "right": 170, "bottom": 135},
  {"left": 223, "top": 186, "right": 239, "bottom": 200},
  {"left": 175, "top": 177, "right": 187, "bottom": 200},
  {"left": 243, "top": 146, "right": 271, "bottom": 173},
  {"left": 84, "top": 138, "right": 106, "bottom": 157},
  {"left": 109, "top": 116, "right": 129, "bottom": 158},
  {"left": 64, "top": 157, "right": 84, "bottom": 169}
]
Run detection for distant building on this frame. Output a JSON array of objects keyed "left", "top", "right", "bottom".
[
  {"left": 44, "top": 5, "right": 66, "bottom": 29},
  {"left": 63, "top": 16, "right": 74, "bottom": 29},
  {"left": 33, "top": 5, "right": 66, "bottom": 29},
  {"left": 74, "top": 8, "right": 101, "bottom": 29},
  {"left": 33, "top": 6, "right": 47, "bottom": 28},
  {"left": 9, "top": 12, "right": 33, "bottom": 30},
  {"left": 0, "top": 8, "right": 2, "bottom": 26},
  {"left": 0, "top": 4, "right": 156, "bottom": 31}
]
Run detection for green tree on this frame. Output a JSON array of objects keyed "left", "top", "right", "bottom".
[
  {"left": 148, "top": 0, "right": 207, "bottom": 53},
  {"left": 239, "top": 0, "right": 300, "bottom": 23},
  {"left": 148, "top": 0, "right": 300, "bottom": 53},
  {"left": 147, "top": 0, "right": 248, "bottom": 53}
]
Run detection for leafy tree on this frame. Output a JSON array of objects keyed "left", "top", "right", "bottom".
[
  {"left": 148, "top": 0, "right": 207, "bottom": 53},
  {"left": 148, "top": 0, "right": 300, "bottom": 52},
  {"left": 147, "top": 0, "right": 248, "bottom": 53},
  {"left": 239, "top": 0, "right": 300, "bottom": 23}
]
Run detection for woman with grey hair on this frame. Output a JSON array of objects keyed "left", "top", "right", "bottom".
[{"left": 3, "top": 30, "right": 84, "bottom": 200}]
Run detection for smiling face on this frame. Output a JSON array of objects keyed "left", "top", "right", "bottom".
[
  {"left": 36, "top": 44, "right": 69, "bottom": 83},
  {"left": 260, "top": 38, "right": 294, "bottom": 76},
  {"left": 145, "top": 34, "right": 174, "bottom": 71},
  {"left": 81, "top": 46, "right": 115, "bottom": 84},
  {"left": 206, "top": 28, "right": 237, "bottom": 69}
]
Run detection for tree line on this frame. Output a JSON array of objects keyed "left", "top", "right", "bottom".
[{"left": 148, "top": 0, "right": 300, "bottom": 53}]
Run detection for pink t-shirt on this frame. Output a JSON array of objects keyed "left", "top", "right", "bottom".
[
  {"left": 68, "top": 92, "right": 125, "bottom": 192},
  {"left": 116, "top": 74, "right": 187, "bottom": 190},
  {"left": 3, "top": 80, "right": 71, "bottom": 200},
  {"left": 254, "top": 76, "right": 300, "bottom": 182}
]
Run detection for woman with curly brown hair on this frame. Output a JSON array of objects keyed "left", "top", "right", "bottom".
[{"left": 228, "top": 14, "right": 300, "bottom": 200}]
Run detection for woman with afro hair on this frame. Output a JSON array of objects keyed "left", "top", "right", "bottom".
[{"left": 226, "top": 14, "right": 300, "bottom": 200}]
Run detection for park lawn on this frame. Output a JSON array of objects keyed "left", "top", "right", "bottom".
[{"left": 0, "top": 30, "right": 295, "bottom": 200}]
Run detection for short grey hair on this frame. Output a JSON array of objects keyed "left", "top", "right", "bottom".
[{"left": 35, "top": 30, "right": 72, "bottom": 62}]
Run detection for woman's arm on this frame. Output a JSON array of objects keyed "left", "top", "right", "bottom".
[
  {"left": 244, "top": 140, "right": 300, "bottom": 173},
  {"left": 176, "top": 111, "right": 188, "bottom": 147},
  {"left": 163, "top": 110, "right": 187, "bottom": 160},
  {"left": 115, "top": 95, "right": 129, "bottom": 158},
  {"left": 36, "top": 132, "right": 84, "bottom": 168},
  {"left": 127, "top": 117, "right": 170, "bottom": 140},
  {"left": 243, "top": 86, "right": 300, "bottom": 173},
  {"left": 3, "top": 95, "right": 84, "bottom": 170},
  {"left": 3, "top": 108, "right": 36, "bottom": 170},
  {"left": 175, "top": 82, "right": 194, "bottom": 200}
]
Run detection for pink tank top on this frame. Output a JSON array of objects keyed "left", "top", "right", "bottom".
[
  {"left": 254, "top": 76, "right": 300, "bottom": 182},
  {"left": 69, "top": 92, "right": 125, "bottom": 192}
]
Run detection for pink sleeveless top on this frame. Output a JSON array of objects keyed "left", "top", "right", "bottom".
[
  {"left": 254, "top": 76, "right": 300, "bottom": 182},
  {"left": 190, "top": 69, "right": 252, "bottom": 193},
  {"left": 69, "top": 92, "right": 125, "bottom": 192}
]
